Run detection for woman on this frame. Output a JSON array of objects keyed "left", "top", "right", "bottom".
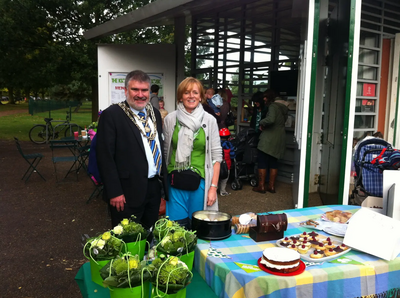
[
  {"left": 252, "top": 91, "right": 289, "bottom": 194},
  {"left": 163, "top": 77, "right": 222, "bottom": 229},
  {"left": 249, "top": 91, "right": 267, "bottom": 135}
]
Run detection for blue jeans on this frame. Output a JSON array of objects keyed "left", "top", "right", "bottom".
[{"left": 166, "top": 177, "right": 205, "bottom": 221}]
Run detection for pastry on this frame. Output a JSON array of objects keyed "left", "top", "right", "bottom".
[
  {"left": 325, "top": 241, "right": 335, "bottom": 249},
  {"left": 282, "top": 237, "right": 291, "bottom": 243},
  {"left": 325, "top": 248, "right": 336, "bottom": 256},
  {"left": 301, "top": 240, "right": 311, "bottom": 249},
  {"left": 288, "top": 244, "right": 298, "bottom": 251},
  {"left": 325, "top": 210, "right": 353, "bottom": 223},
  {"left": 308, "top": 231, "right": 319, "bottom": 238},
  {"left": 298, "top": 244, "right": 309, "bottom": 254},
  {"left": 333, "top": 246, "right": 344, "bottom": 253},
  {"left": 310, "top": 249, "right": 324, "bottom": 259},
  {"left": 279, "top": 241, "right": 290, "bottom": 247},
  {"left": 290, "top": 239, "right": 300, "bottom": 246},
  {"left": 260, "top": 247, "right": 300, "bottom": 273},
  {"left": 310, "top": 239, "right": 321, "bottom": 248},
  {"left": 316, "top": 242, "right": 326, "bottom": 251},
  {"left": 323, "top": 237, "right": 332, "bottom": 244}
]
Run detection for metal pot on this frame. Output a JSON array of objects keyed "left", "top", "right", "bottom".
[{"left": 192, "top": 210, "right": 232, "bottom": 240}]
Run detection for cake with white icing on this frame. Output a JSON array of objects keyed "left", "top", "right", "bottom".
[{"left": 260, "top": 247, "right": 300, "bottom": 273}]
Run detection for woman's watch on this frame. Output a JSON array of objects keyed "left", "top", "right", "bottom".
[{"left": 211, "top": 184, "right": 218, "bottom": 188}]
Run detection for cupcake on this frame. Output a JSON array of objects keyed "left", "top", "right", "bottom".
[
  {"left": 310, "top": 249, "right": 324, "bottom": 259},
  {"left": 325, "top": 248, "right": 336, "bottom": 256},
  {"left": 298, "top": 244, "right": 309, "bottom": 254}
]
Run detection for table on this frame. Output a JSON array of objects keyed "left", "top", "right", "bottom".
[
  {"left": 75, "top": 262, "right": 218, "bottom": 298},
  {"left": 194, "top": 205, "right": 400, "bottom": 298}
]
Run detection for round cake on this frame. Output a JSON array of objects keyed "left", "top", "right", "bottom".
[{"left": 260, "top": 247, "right": 300, "bottom": 273}]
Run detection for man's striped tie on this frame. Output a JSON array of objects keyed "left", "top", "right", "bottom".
[{"left": 138, "top": 112, "right": 161, "bottom": 175}]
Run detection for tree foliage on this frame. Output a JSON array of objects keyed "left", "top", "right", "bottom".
[{"left": 0, "top": 0, "right": 179, "bottom": 104}]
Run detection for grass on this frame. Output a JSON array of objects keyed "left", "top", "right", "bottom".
[{"left": 0, "top": 101, "right": 93, "bottom": 141}]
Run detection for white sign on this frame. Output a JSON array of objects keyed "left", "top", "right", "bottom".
[
  {"left": 109, "top": 72, "right": 164, "bottom": 104},
  {"left": 344, "top": 208, "right": 400, "bottom": 261}
]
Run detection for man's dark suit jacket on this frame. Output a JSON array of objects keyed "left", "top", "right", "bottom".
[{"left": 96, "top": 102, "right": 168, "bottom": 208}]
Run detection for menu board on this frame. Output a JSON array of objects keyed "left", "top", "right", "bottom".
[{"left": 109, "top": 72, "right": 164, "bottom": 104}]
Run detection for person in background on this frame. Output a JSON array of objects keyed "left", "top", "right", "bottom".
[
  {"left": 373, "top": 131, "right": 384, "bottom": 139},
  {"left": 150, "top": 84, "right": 160, "bottom": 110},
  {"left": 252, "top": 91, "right": 288, "bottom": 194},
  {"left": 163, "top": 77, "right": 222, "bottom": 229},
  {"left": 249, "top": 91, "right": 267, "bottom": 136},
  {"left": 87, "top": 110, "right": 102, "bottom": 185},
  {"left": 218, "top": 89, "right": 231, "bottom": 129},
  {"left": 209, "top": 93, "right": 223, "bottom": 115},
  {"left": 202, "top": 94, "right": 221, "bottom": 125},
  {"left": 159, "top": 99, "right": 168, "bottom": 125},
  {"left": 97, "top": 70, "right": 168, "bottom": 229},
  {"left": 206, "top": 87, "right": 222, "bottom": 116},
  {"left": 205, "top": 88, "right": 215, "bottom": 102},
  {"left": 225, "top": 85, "right": 233, "bottom": 104},
  {"left": 218, "top": 128, "right": 235, "bottom": 196}
]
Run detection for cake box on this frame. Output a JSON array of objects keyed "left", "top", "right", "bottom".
[
  {"left": 249, "top": 213, "right": 288, "bottom": 242},
  {"left": 361, "top": 196, "right": 385, "bottom": 215}
]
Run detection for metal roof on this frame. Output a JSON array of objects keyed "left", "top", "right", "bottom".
[{"left": 83, "top": 0, "right": 245, "bottom": 40}]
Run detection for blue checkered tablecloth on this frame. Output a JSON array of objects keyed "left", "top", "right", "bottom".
[{"left": 194, "top": 205, "right": 400, "bottom": 298}]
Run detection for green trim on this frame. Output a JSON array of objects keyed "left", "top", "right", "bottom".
[
  {"left": 394, "top": 52, "right": 400, "bottom": 147},
  {"left": 338, "top": 0, "right": 357, "bottom": 204},
  {"left": 303, "top": 0, "right": 320, "bottom": 208}
]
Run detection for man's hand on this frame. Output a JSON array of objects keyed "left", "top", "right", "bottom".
[
  {"left": 110, "top": 195, "right": 126, "bottom": 212},
  {"left": 207, "top": 187, "right": 217, "bottom": 206}
]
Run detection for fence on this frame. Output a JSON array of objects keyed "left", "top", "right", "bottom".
[{"left": 29, "top": 99, "right": 81, "bottom": 119}]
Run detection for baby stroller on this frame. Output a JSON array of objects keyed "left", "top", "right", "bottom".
[
  {"left": 230, "top": 128, "right": 258, "bottom": 190},
  {"left": 351, "top": 137, "right": 393, "bottom": 205}
]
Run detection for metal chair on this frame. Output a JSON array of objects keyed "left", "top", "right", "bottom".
[
  {"left": 76, "top": 145, "right": 91, "bottom": 174},
  {"left": 14, "top": 137, "right": 46, "bottom": 182},
  {"left": 49, "top": 139, "right": 79, "bottom": 182},
  {"left": 86, "top": 174, "right": 103, "bottom": 204}
]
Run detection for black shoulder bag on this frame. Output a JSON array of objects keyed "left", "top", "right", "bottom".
[{"left": 170, "top": 167, "right": 201, "bottom": 191}]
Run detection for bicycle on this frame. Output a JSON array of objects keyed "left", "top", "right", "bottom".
[{"left": 29, "top": 112, "right": 83, "bottom": 144}]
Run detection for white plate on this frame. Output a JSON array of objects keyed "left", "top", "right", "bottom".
[
  {"left": 323, "top": 225, "right": 347, "bottom": 237},
  {"left": 275, "top": 234, "right": 351, "bottom": 263}
]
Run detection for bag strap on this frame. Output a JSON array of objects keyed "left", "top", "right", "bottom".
[{"left": 371, "top": 147, "right": 387, "bottom": 164}]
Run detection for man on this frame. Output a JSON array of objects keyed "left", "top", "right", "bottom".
[
  {"left": 150, "top": 84, "right": 160, "bottom": 110},
  {"left": 97, "top": 70, "right": 168, "bottom": 229}
]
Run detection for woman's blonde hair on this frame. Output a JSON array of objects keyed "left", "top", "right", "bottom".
[{"left": 176, "top": 77, "right": 205, "bottom": 104}]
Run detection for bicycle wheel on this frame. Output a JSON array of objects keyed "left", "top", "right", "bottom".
[
  {"left": 29, "top": 125, "right": 47, "bottom": 144},
  {"left": 64, "top": 124, "right": 83, "bottom": 137}
]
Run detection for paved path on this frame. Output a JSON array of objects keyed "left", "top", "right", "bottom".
[{"left": 0, "top": 109, "right": 27, "bottom": 117}]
